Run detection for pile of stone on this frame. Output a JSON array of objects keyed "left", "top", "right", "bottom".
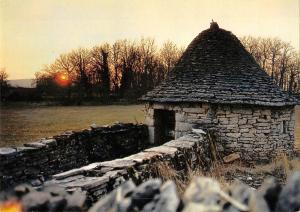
[
  {"left": 0, "top": 123, "right": 148, "bottom": 190},
  {"left": 90, "top": 172, "right": 300, "bottom": 212}
]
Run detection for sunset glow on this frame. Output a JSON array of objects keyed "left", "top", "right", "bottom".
[
  {"left": 1, "top": 0, "right": 299, "bottom": 79},
  {"left": 55, "top": 73, "right": 69, "bottom": 86},
  {"left": 60, "top": 74, "right": 67, "bottom": 81}
]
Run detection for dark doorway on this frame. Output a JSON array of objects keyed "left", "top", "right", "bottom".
[{"left": 154, "top": 109, "right": 175, "bottom": 144}]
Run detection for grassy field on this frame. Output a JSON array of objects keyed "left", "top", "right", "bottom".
[
  {"left": 1, "top": 105, "right": 300, "bottom": 149},
  {"left": 0, "top": 104, "right": 145, "bottom": 147}
]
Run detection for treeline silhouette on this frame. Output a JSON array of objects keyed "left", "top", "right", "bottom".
[
  {"left": 34, "top": 38, "right": 183, "bottom": 104},
  {"left": 1, "top": 36, "right": 299, "bottom": 104},
  {"left": 240, "top": 36, "right": 300, "bottom": 93}
]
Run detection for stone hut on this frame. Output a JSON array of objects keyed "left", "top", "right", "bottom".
[{"left": 141, "top": 22, "right": 298, "bottom": 161}]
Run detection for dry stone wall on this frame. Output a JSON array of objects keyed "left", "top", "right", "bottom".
[
  {"left": 0, "top": 123, "right": 148, "bottom": 190},
  {"left": 145, "top": 103, "right": 295, "bottom": 161},
  {"left": 42, "top": 132, "right": 212, "bottom": 205},
  {"left": 2, "top": 153, "right": 300, "bottom": 211}
]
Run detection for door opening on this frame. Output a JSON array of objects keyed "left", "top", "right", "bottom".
[{"left": 154, "top": 109, "right": 175, "bottom": 144}]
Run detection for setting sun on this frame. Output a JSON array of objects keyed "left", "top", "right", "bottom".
[
  {"left": 60, "top": 74, "right": 67, "bottom": 81},
  {"left": 55, "top": 73, "right": 69, "bottom": 86}
]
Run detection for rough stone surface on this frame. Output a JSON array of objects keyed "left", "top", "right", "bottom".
[
  {"left": 0, "top": 123, "right": 148, "bottom": 190},
  {"left": 145, "top": 103, "right": 295, "bottom": 161},
  {"left": 39, "top": 132, "right": 212, "bottom": 204}
]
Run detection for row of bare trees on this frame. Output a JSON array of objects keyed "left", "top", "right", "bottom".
[
  {"left": 29, "top": 36, "right": 300, "bottom": 104},
  {"left": 35, "top": 38, "right": 183, "bottom": 103},
  {"left": 240, "top": 36, "right": 300, "bottom": 93}
]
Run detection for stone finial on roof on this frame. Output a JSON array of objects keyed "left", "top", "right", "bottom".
[{"left": 210, "top": 20, "right": 219, "bottom": 30}]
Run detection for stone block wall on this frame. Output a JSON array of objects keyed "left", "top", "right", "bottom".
[
  {"left": 43, "top": 132, "right": 212, "bottom": 204},
  {"left": 0, "top": 123, "right": 148, "bottom": 190},
  {"left": 145, "top": 103, "right": 295, "bottom": 161}
]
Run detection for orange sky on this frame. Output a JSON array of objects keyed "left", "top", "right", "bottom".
[{"left": 0, "top": 0, "right": 299, "bottom": 79}]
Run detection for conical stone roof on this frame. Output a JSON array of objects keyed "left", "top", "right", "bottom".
[{"left": 141, "top": 22, "right": 298, "bottom": 107}]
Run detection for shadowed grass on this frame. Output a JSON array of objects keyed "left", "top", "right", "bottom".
[{"left": 154, "top": 153, "right": 300, "bottom": 194}]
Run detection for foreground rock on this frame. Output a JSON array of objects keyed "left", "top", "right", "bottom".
[
  {"left": 1, "top": 172, "right": 300, "bottom": 211},
  {"left": 90, "top": 172, "right": 300, "bottom": 212}
]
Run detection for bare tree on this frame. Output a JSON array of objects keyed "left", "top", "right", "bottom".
[
  {"left": 90, "top": 44, "right": 111, "bottom": 99},
  {"left": 259, "top": 38, "right": 271, "bottom": 70},
  {"left": 240, "top": 36, "right": 262, "bottom": 62},
  {"left": 69, "top": 48, "right": 91, "bottom": 103},
  {"left": 0, "top": 68, "right": 9, "bottom": 101},
  {"left": 278, "top": 42, "right": 293, "bottom": 88},
  {"left": 241, "top": 36, "right": 300, "bottom": 93},
  {"left": 119, "top": 40, "right": 138, "bottom": 97},
  {"left": 269, "top": 38, "right": 282, "bottom": 80},
  {"left": 0, "top": 68, "right": 8, "bottom": 88},
  {"left": 111, "top": 41, "right": 123, "bottom": 94}
]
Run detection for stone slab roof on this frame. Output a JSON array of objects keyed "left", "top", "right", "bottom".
[{"left": 141, "top": 22, "right": 298, "bottom": 107}]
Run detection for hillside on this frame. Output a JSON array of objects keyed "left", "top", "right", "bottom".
[{"left": 8, "top": 79, "right": 35, "bottom": 88}]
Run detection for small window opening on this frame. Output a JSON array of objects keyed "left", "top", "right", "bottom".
[
  {"left": 263, "top": 115, "right": 267, "bottom": 120},
  {"left": 153, "top": 109, "right": 175, "bottom": 144},
  {"left": 283, "top": 121, "right": 288, "bottom": 134}
]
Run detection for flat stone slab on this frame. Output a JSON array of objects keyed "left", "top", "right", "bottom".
[
  {"left": 50, "top": 175, "right": 86, "bottom": 185},
  {"left": 124, "top": 151, "right": 163, "bottom": 163},
  {"left": 0, "top": 147, "right": 17, "bottom": 156},
  {"left": 24, "top": 142, "right": 47, "bottom": 149},
  {"left": 81, "top": 163, "right": 102, "bottom": 171},
  {"left": 164, "top": 140, "right": 196, "bottom": 149},
  {"left": 144, "top": 146, "right": 178, "bottom": 156},
  {"left": 81, "top": 176, "right": 111, "bottom": 190},
  {"left": 99, "top": 159, "right": 136, "bottom": 169},
  {"left": 53, "top": 169, "right": 84, "bottom": 180},
  {"left": 41, "top": 139, "right": 57, "bottom": 146},
  {"left": 16, "top": 147, "right": 37, "bottom": 152},
  {"left": 223, "top": 153, "right": 240, "bottom": 163},
  {"left": 177, "top": 134, "right": 202, "bottom": 142},
  {"left": 53, "top": 163, "right": 102, "bottom": 180}
]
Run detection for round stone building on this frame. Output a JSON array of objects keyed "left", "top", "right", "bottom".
[{"left": 141, "top": 22, "right": 298, "bottom": 161}]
